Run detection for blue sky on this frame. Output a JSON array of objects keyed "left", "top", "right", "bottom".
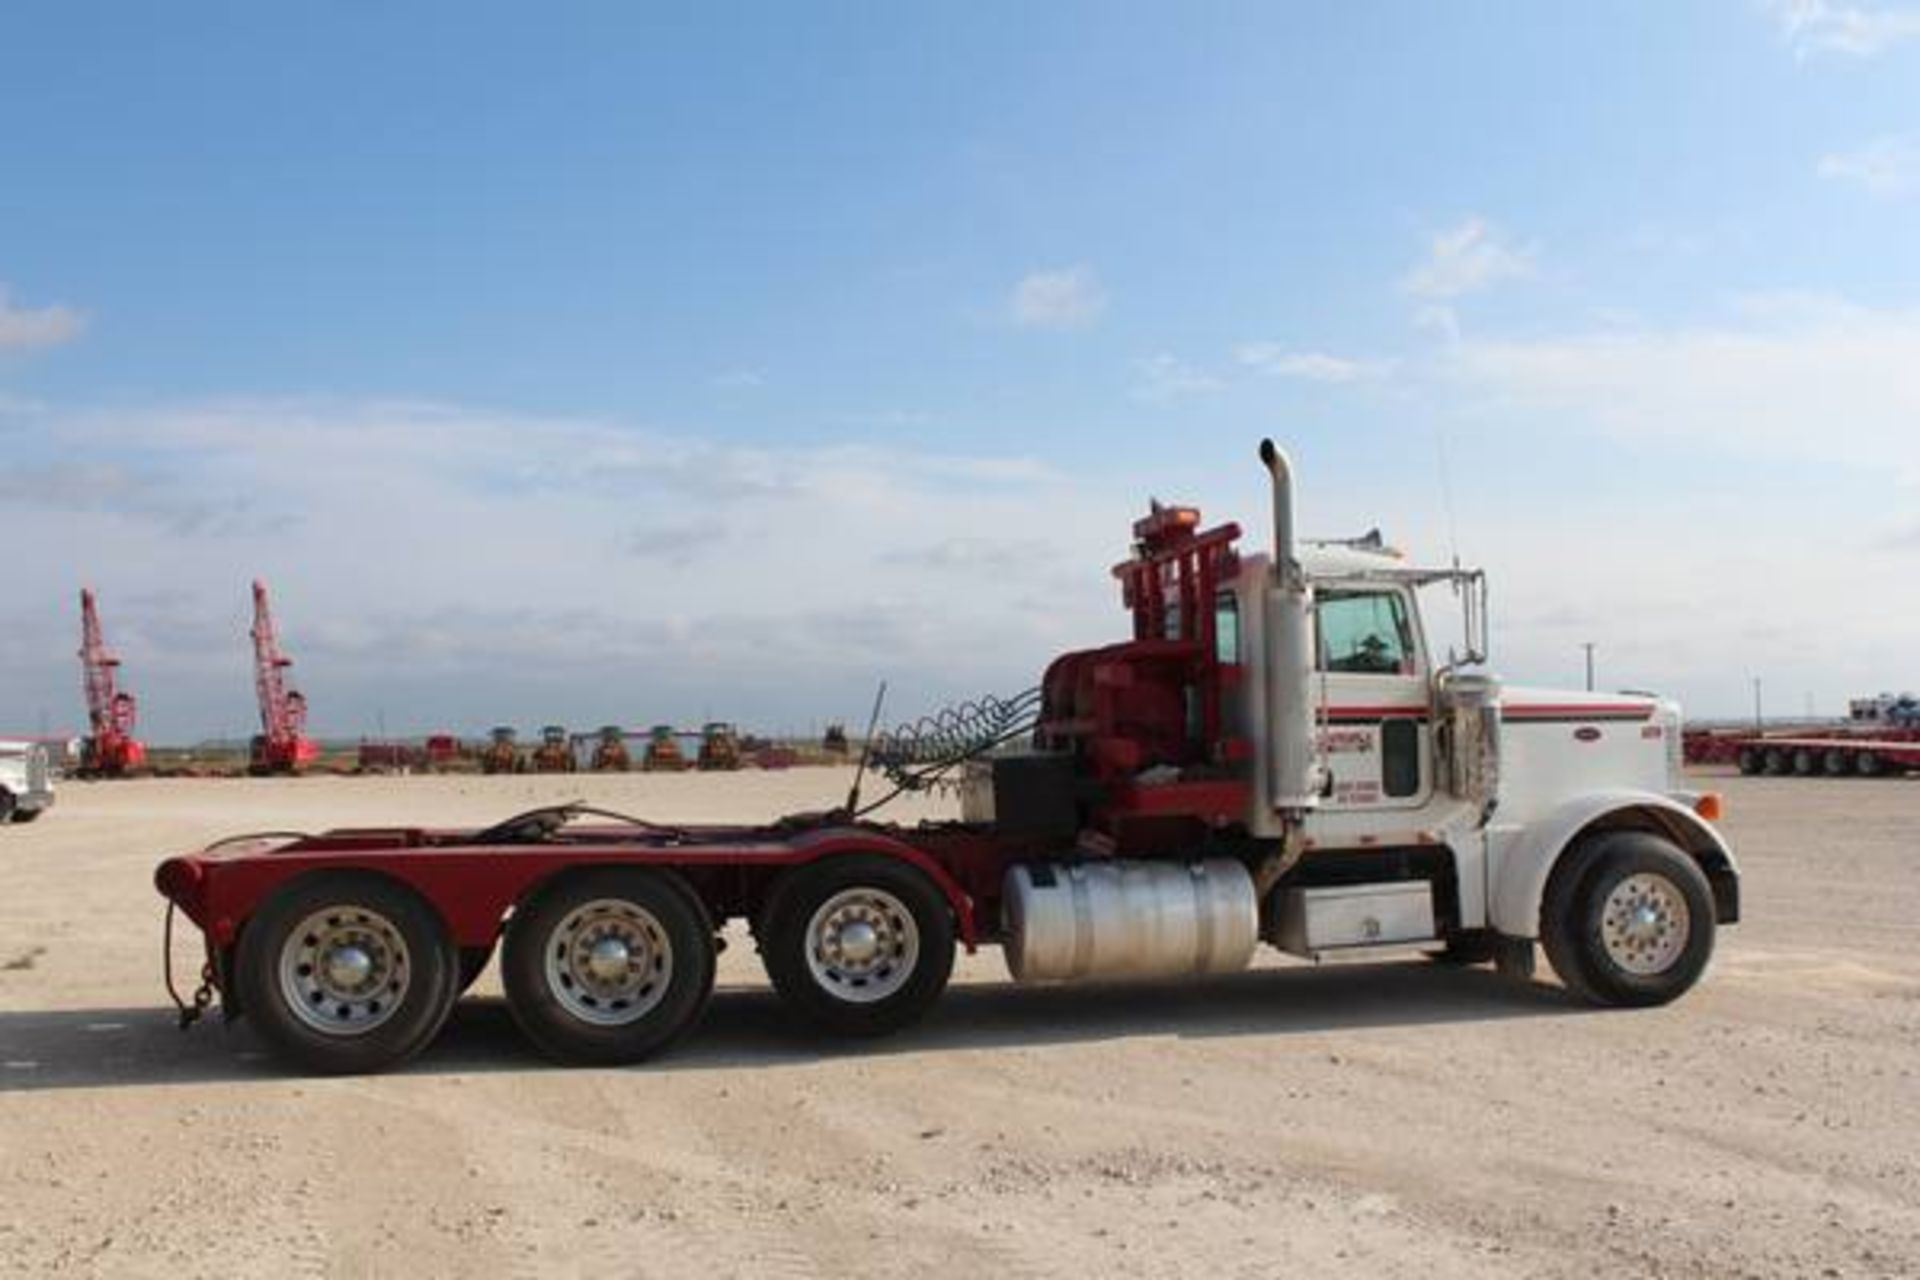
[{"left": 3, "top": 2, "right": 1918, "bottom": 740}]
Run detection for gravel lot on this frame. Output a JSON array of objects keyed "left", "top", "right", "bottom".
[{"left": 2, "top": 768, "right": 1915, "bottom": 1278}]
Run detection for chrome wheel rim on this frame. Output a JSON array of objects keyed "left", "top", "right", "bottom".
[
  {"left": 1599, "top": 873, "right": 1690, "bottom": 975},
  {"left": 804, "top": 888, "right": 918, "bottom": 1004},
  {"left": 279, "top": 906, "right": 411, "bottom": 1036},
  {"left": 544, "top": 898, "right": 673, "bottom": 1026}
]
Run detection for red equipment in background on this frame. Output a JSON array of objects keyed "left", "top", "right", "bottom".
[
  {"left": 248, "top": 580, "right": 318, "bottom": 774},
  {"left": 77, "top": 588, "right": 147, "bottom": 776}
]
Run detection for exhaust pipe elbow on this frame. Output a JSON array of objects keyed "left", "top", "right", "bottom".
[{"left": 1258, "top": 438, "right": 1300, "bottom": 588}]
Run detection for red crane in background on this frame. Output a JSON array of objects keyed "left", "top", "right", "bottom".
[
  {"left": 78, "top": 588, "right": 147, "bottom": 776},
  {"left": 249, "top": 579, "right": 317, "bottom": 774}
]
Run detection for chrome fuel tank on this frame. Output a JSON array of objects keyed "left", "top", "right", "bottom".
[{"left": 1003, "top": 859, "right": 1259, "bottom": 983}]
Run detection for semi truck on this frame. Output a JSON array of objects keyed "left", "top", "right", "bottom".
[{"left": 155, "top": 440, "right": 1739, "bottom": 1074}]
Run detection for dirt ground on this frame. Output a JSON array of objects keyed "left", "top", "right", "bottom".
[{"left": 1, "top": 768, "right": 1915, "bottom": 1279}]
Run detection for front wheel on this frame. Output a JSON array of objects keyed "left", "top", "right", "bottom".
[
  {"left": 760, "top": 856, "right": 955, "bottom": 1037},
  {"left": 1541, "top": 832, "right": 1716, "bottom": 1007},
  {"left": 501, "top": 869, "right": 716, "bottom": 1065},
  {"left": 234, "top": 872, "right": 460, "bottom": 1074}
]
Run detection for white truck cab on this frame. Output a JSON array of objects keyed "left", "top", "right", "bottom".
[
  {"left": 1222, "top": 444, "right": 1737, "bottom": 1005},
  {"left": 0, "top": 740, "right": 56, "bottom": 824}
]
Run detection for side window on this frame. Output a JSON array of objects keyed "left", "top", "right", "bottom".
[
  {"left": 1317, "top": 592, "right": 1415, "bottom": 675},
  {"left": 1214, "top": 594, "right": 1239, "bottom": 664}
]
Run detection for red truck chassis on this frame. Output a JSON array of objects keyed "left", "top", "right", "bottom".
[{"left": 155, "top": 499, "right": 1279, "bottom": 1074}]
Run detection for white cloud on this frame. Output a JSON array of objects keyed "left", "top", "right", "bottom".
[
  {"left": 1401, "top": 218, "right": 1536, "bottom": 300},
  {"left": 1010, "top": 266, "right": 1107, "bottom": 329},
  {"left": 1131, "top": 353, "right": 1222, "bottom": 401},
  {"left": 0, "top": 285, "right": 86, "bottom": 350},
  {"left": 1817, "top": 135, "right": 1920, "bottom": 194},
  {"left": 1234, "top": 344, "right": 1394, "bottom": 383},
  {"left": 1771, "top": 0, "right": 1920, "bottom": 56},
  {"left": 1369, "top": 295, "right": 1920, "bottom": 717},
  {"left": 711, "top": 368, "right": 764, "bottom": 388},
  {"left": 1441, "top": 294, "right": 1920, "bottom": 472},
  {"left": 0, "top": 398, "right": 1129, "bottom": 739}
]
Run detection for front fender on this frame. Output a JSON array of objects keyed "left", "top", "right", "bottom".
[{"left": 1488, "top": 790, "right": 1738, "bottom": 938}]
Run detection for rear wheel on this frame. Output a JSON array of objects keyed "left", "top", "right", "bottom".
[
  {"left": 1823, "top": 748, "right": 1852, "bottom": 776},
  {"left": 1762, "top": 747, "right": 1789, "bottom": 776},
  {"left": 1857, "top": 750, "right": 1884, "bottom": 778},
  {"left": 234, "top": 872, "right": 459, "bottom": 1074},
  {"left": 1791, "top": 747, "right": 1816, "bottom": 776},
  {"left": 1736, "top": 747, "right": 1761, "bottom": 776},
  {"left": 1541, "top": 832, "right": 1716, "bottom": 1007},
  {"left": 760, "top": 856, "right": 955, "bottom": 1037},
  {"left": 501, "top": 869, "right": 715, "bottom": 1065}
]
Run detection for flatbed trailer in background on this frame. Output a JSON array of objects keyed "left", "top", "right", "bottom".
[{"left": 1732, "top": 731, "right": 1920, "bottom": 778}]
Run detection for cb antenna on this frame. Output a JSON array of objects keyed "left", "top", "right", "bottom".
[
  {"left": 1434, "top": 425, "right": 1462, "bottom": 570},
  {"left": 842, "top": 679, "right": 889, "bottom": 815}
]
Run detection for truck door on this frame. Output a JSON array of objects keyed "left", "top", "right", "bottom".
[{"left": 1315, "top": 588, "right": 1433, "bottom": 812}]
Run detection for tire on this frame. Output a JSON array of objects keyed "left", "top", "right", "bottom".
[
  {"left": 1426, "top": 930, "right": 1498, "bottom": 966},
  {"left": 1791, "top": 748, "right": 1816, "bottom": 776},
  {"left": 11, "top": 805, "right": 40, "bottom": 824},
  {"left": 759, "top": 855, "right": 955, "bottom": 1037},
  {"left": 1857, "top": 751, "right": 1884, "bottom": 778},
  {"left": 1736, "top": 747, "right": 1761, "bottom": 776},
  {"left": 501, "top": 868, "right": 715, "bottom": 1066},
  {"left": 1823, "top": 748, "right": 1852, "bottom": 777},
  {"left": 1762, "top": 747, "right": 1789, "bottom": 776},
  {"left": 234, "top": 872, "right": 460, "bottom": 1074},
  {"left": 0, "top": 790, "right": 14, "bottom": 824},
  {"left": 1540, "top": 831, "right": 1716, "bottom": 1007}
]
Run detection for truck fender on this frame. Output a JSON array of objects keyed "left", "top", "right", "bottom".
[{"left": 1488, "top": 789, "right": 1739, "bottom": 938}]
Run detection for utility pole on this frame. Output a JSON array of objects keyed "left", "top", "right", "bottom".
[
  {"left": 1582, "top": 643, "right": 1596, "bottom": 692},
  {"left": 1753, "top": 677, "right": 1764, "bottom": 731}
]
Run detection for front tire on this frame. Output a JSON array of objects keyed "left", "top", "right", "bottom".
[
  {"left": 234, "top": 872, "right": 460, "bottom": 1074},
  {"left": 760, "top": 856, "right": 955, "bottom": 1037},
  {"left": 1541, "top": 832, "right": 1716, "bottom": 1007},
  {"left": 501, "top": 869, "right": 715, "bottom": 1065}
]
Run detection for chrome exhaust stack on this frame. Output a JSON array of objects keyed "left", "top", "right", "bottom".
[
  {"left": 1259, "top": 438, "right": 1322, "bottom": 823},
  {"left": 1259, "top": 438, "right": 1303, "bottom": 590}
]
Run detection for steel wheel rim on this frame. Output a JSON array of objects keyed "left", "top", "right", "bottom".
[
  {"left": 804, "top": 887, "right": 919, "bottom": 1004},
  {"left": 1599, "top": 873, "right": 1690, "bottom": 975},
  {"left": 544, "top": 898, "right": 674, "bottom": 1027},
  {"left": 278, "top": 905, "right": 412, "bottom": 1036}
]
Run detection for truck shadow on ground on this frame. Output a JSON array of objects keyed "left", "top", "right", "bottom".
[{"left": 0, "top": 962, "right": 1588, "bottom": 1094}]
